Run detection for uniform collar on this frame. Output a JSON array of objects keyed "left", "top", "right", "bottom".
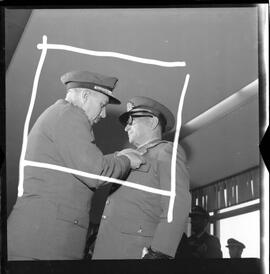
[
  {"left": 136, "top": 138, "right": 167, "bottom": 154},
  {"left": 58, "top": 99, "right": 95, "bottom": 141},
  {"left": 191, "top": 230, "right": 208, "bottom": 239}
]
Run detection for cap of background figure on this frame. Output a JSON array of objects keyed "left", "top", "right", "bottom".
[
  {"left": 61, "top": 70, "right": 121, "bottom": 104},
  {"left": 226, "top": 238, "right": 246, "bottom": 249},
  {"left": 118, "top": 96, "right": 175, "bottom": 133},
  {"left": 189, "top": 206, "right": 210, "bottom": 220}
]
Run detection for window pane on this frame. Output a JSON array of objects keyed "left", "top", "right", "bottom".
[
  {"left": 219, "top": 199, "right": 260, "bottom": 213},
  {"left": 219, "top": 210, "right": 260, "bottom": 258},
  {"left": 210, "top": 223, "right": 214, "bottom": 235}
]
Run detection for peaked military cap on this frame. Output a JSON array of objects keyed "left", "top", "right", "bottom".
[
  {"left": 226, "top": 238, "right": 246, "bottom": 249},
  {"left": 119, "top": 96, "right": 175, "bottom": 133},
  {"left": 189, "top": 206, "right": 210, "bottom": 219},
  {"left": 61, "top": 70, "right": 121, "bottom": 104}
]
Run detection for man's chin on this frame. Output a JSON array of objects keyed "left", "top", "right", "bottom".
[
  {"left": 93, "top": 118, "right": 101, "bottom": 124},
  {"left": 128, "top": 135, "right": 133, "bottom": 143}
]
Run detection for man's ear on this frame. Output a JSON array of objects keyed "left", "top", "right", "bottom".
[
  {"left": 151, "top": 116, "right": 159, "bottom": 130},
  {"left": 81, "top": 89, "right": 89, "bottom": 103}
]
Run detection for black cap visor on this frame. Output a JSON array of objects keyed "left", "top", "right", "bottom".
[{"left": 119, "top": 109, "right": 157, "bottom": 126}]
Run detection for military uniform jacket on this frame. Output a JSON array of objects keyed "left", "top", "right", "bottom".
[
  {"left": 186, "top": 232, "right": 223, "bottom": 258},
  {"left": 7, "top": 99, "right": 130, "bottom": 260},
  {"left": 92, "top": 140, "right": 191, "bottom": 259}
]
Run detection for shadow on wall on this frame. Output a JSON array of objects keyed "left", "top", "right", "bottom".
[{"left": 5, "top": 9, "right": 32, "bottom": 70}]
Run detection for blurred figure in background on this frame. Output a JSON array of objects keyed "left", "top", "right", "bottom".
[
  {"left": 226, "top": 238, "right": 245, "bottom": 258},
  {"left": 176, "top": 206, "right": 222, "bottom": 258}
]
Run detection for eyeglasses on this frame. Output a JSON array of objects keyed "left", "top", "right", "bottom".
[{"left": 126, "top": 114, "right": 154, "bottom": 126}]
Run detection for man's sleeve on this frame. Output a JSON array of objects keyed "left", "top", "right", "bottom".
[
  {"left": 53, "top": 109, "right": 130, "bottom": 188},
  {"left": 102, "top": 153, "right": 131, "bottom": 180},
  {"left": 150, "top": 143, "right": 191, "bottom": 257}
]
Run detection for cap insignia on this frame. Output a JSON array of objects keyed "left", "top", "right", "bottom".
[
  {"left": 94, "top": 85, "right": 112, "bottom": 95},
  {"left": 127, "top": 102, "right": 135, "bottom": 111}
]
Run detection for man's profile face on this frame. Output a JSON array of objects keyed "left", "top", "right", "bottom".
[
  {"left": 83, "top": 90, "right": 109, "bottom": 125},
  {"left": 125, "top": 116, "right": 152, "bottom": 147},
  {"left": 229, "top": 246, "right": 243, "bottom": 258}
]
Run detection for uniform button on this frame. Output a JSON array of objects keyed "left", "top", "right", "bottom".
[
  {"left": 102, "top": 215, "right": 107, "bottom": 219},
  {"left": 138, "top": 227, "right": 142, "bottom": 233},
  {"left": 74, "top": 219, "right": 79, "bottom": 224},
  {"left": 106, "top": 200, "right": 110, "bottom": 205}
]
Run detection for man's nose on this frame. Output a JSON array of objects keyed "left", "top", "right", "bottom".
[{"left": 125, "top": 124, "right": 130, "bottom": 132}]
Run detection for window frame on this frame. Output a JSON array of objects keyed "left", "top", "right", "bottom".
[{"left": 209, "top": 199, "right": 260, "bottom": 239}]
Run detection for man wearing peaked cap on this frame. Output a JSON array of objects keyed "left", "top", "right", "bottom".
[
  {"left": 119, "top": 96, "right": 175, "bottom": 133},
  {"left": 7, "top": 70, "right": 144, "bottom": 260},
  {"left": 60, "top": 70, "right": 121, "bottom": 104},
  {"left": 92, "top": 96, "right": 191, "bottom": 259},
  {"left": 175, "top": 205, "right": 222, "bottom": 259},
  {"left": 226, "top": 238, "right": 245, "bottom": 258},
  {"left": 189, "top": 205, "right": 210, "bottom": 219},
  {"left": 177, "top": 206, "right": 222, "bottom": 259}
]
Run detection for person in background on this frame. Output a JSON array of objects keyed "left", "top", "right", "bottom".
[
  {"left": 7, "top": 70, "right": 144, "bottom": 260},
  {"left": 91, "top": 96, "right": 191, "bottom": 259},
  {"left": 226, "top": 238, "right": 246, "bottom": 258},
  {"left": 176, "top": 206, "right": 222, "bottom": 258}
]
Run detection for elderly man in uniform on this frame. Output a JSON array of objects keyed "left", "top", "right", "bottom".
[
  {"left": 226, "top": 238, "right": 245, "bottom": 258},
  {"left": 92, "top": 96, "right": 191, "bottom": 259},
  {"left": 176, "top": 206, "right": 223, "bottom": 259},
  {"left": 7, "top": 70, "right": 144, "bottom": 260}
]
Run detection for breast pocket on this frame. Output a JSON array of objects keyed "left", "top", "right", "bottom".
[
  {"left": 120, "top": 221, "right": 156, "bottom": 237},
  {"left": 119, "top": 221, "right": 157, "bottom": 257},
  {"left": 56, "top": 204, "right": 89, "bottom": 230}
]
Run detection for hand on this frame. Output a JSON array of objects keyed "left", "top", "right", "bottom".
[
  {"left": 141, "top": 247, "right": 148, "bottom": 258},
  {"left": 120, "top": 151, "right": 145, "bottom": 169}
]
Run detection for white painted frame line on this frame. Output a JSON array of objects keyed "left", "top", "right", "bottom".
[{"left": 18, "top": 35, "right": 190, "bottom": 223}]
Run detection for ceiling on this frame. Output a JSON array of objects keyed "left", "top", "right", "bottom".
[
  {"left": 5, "top": 9, "right": 32, "bottom": 70},
  {"left": 5, "top": 8, "right": 260, "bottom": 213}
]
